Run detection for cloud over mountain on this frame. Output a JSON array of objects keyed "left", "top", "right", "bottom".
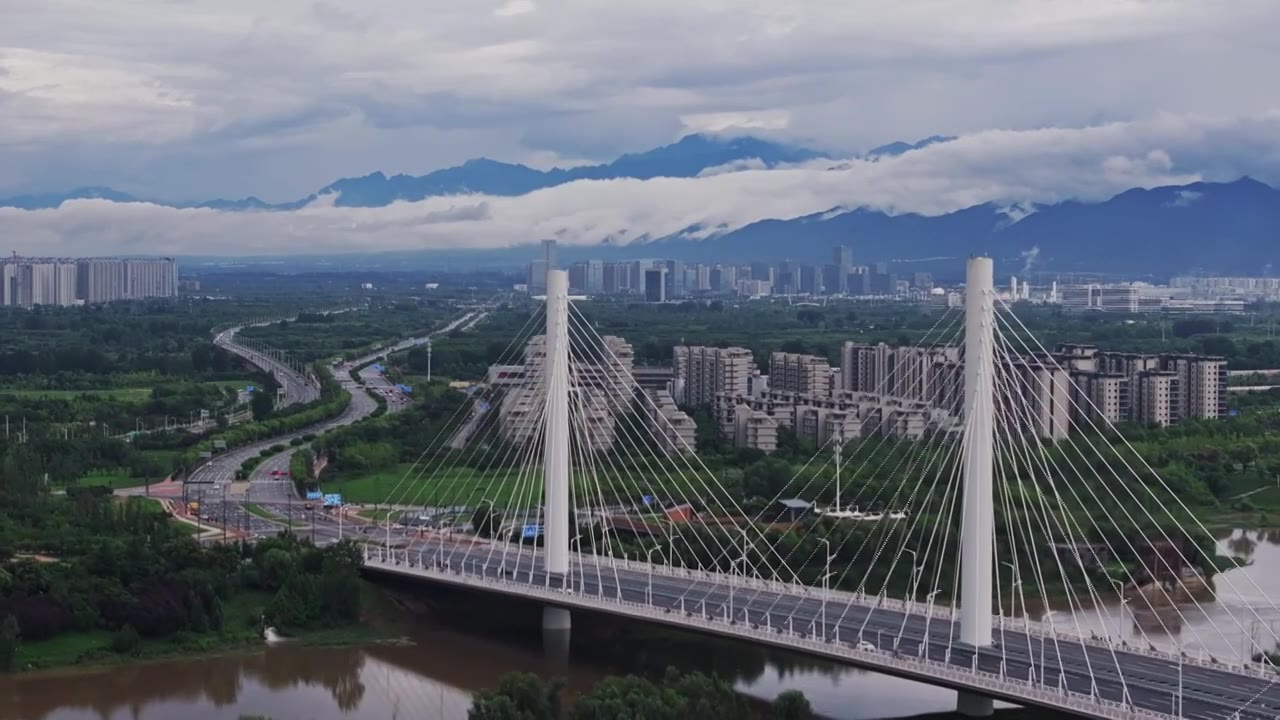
[{"left": 3, "top": 112, "right": 1280, "bottom": 258}]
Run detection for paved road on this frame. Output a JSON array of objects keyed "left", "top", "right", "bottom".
[
  {"left": 365, "top": 540, "right": 1280, "bottom": 720},
  {"left": 214, "top": 324, "right": 319, "bottom": 407},
  {"left": 233, "top": 310, "right": 487, "bottom": 491}
]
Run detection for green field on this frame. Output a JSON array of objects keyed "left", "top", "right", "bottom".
[
  {"left": 245, "top": 503, "right": 281, "bottom": 521},
  {"left": 74, "top": 471, "right": 151, "bottom": 489},
  {"left": 322, "top": 462, "right": 689, "bottom": 507},
  {"left": 0, "top": 387, "right": 152, "bottom": 401}
]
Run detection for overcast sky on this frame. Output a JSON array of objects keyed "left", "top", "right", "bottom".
[{"left": 2, "top": 0, "right": 1279, "bottom": 254}]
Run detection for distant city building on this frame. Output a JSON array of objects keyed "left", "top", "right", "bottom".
[
  {"left": 644, "top": 268, "right": 666, "bottom": 303},
  {"left": 0, "top": 255, "right": 175, "bottom": 308}
]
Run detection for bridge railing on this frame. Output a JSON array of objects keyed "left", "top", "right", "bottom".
[
  {"left": 597, "top": 553, "right": 1269, "bottom": 677},
  {"left": 361, "top": 549, "right": 1175, "bottom": 720},
  {"left": 387, "top": 543, "right": 1271, "bottom": 680}
]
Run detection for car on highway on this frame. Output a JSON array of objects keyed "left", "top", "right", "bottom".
[{"left": 856, "top": 641, "right": 876, "bottom": 652}]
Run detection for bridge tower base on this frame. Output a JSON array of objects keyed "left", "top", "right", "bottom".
[{"left": 956, "top": 691, "right": 994, "bottom": 717}]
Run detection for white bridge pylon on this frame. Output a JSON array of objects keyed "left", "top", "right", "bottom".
[{"left": 543, "top": 268, "right": 571, "bottom": 581}]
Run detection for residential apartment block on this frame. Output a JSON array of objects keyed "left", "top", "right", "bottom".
[
  {"left": 840, "top": 341, "right": 1227, "bottom": 435},
  {"left": 0, "top": 255, "right": 176, "bottom": 308},
  {"left": 497, "top": 333, "right": 637, "bottom": 452},
  {"left": 672, "top": 345, "right": 755, "bottom": 409},
  {"left": 714, "top": 388, "right": 960, "bottom": 449},
  {"left": 644, "top": 389, "right": 697, "bottom": 454},
  {"left": 769, "top": 352, "right": 832, "bottom": 398}
]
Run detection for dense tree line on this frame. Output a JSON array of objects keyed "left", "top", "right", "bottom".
[
  {"left": 0, "top": 482, "right": 363, "bottom": 671},
  {"left": 469, "top": 669, "right": 814, "bottom": 720}
]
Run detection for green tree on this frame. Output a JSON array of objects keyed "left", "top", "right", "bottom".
[
  {"left": 0, "top": 615, "right": 20, "bottom": 671},
  {"left": 250, "top": 388, "right": 275, "bottom": 421},
  {"left": 469, "top": 673, "right": 559, "bottom": 720},
  {"left": 772, "top": 689, "right": 814, "bottom": 720},
  {"left": 110, "top": 625, "right": 142, "bottom": 656}
]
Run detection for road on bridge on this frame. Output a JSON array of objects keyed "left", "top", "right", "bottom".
[{"left": 364, "top": 540, "right": 1280, "bottom": 720}]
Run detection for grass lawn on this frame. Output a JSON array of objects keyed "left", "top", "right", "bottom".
[
  {"left": 246, "top": 503, "right": 281, "bottom": 520},
  {"left": 0, "top": 387, "right": 153, "bottom": 401},
  {"left": 323, "top": 462, "right": 689, "bottom": 507},
  {"left": 74, "top": 470, "right": 153, "bottom": 490},
  {"left": 15, "top": 631, "right": 116, "bottom": 670},
  {"left": 200, "top": 377, "right": 259, "bottom": 392}
]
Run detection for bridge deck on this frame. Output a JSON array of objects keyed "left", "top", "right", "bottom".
[{"left": 362, "top": 543, "right": 1278, "bottom": 720}]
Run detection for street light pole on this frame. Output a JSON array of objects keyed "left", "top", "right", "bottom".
[{"left": 819, "top": 538, "right": 831, "bottom": 636}]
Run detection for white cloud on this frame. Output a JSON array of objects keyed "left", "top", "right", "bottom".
[
  {"left": 1, "top": 0, "right": 1279, "bottom": 200},
  {"left": 4, "top": 111, "right": 1278, "bottom": 257},
  {"left": 681, "top": 110, "right": 792, "bottom": 133},
  {"left": 494, "top": 0, "right": 537, "bottom": 17}
]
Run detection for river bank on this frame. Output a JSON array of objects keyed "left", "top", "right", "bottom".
[{"left": 10, "top": 582, "right": 399, "bottom": 674}]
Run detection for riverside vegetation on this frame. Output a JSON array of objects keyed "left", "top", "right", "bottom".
[{"left": 0, "top": 478, "right": 373, "bottom": 672}]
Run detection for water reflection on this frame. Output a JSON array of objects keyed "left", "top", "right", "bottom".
[
  {"left": 1015, "top": 529, "right": 1280, "bottom": 663},
  {"left": 19, "top": 533, "right": 1278, "bottom": 720}
]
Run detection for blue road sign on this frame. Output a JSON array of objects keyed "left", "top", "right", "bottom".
[
  {"left": 323, "top": 493, "right": 343, "bottom": 507},
  {"left": 306, "top": 491, "right": 323, "bottom": 500},
  {"left": 643, "top": 495, "right": 654, "bottom": 506},
  {"left": 521, "top": 524, "right": 543, "bottom": 539}
]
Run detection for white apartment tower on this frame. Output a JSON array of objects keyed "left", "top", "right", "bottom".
[{"left": 673, "top": 345, "right": 755, "bottom": 408}]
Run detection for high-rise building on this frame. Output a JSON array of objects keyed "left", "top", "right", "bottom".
[
  {"left": 498, "top": 333, "right": 634, "bottom": 452},
  {"left": 585, "top": 260, "right": 604, "bottom": 294},
  {"left": 77, "top": 258, "right": 127, "bottom": 303},
  {"left": 750, "top": 262, "right": 773, "bottom": 283},
  {"left": 798, "top": 265, "right": 821, "bottom": 295},
  {"left": 833, "top": 245, "right": 852, "bottom": 269},
  {"left": 1, "top": 256, "right": 173, "bottom": 307},
  {"left": 541, "top": 239, "right": 557, "bottom": 270},
  {"left": 673, "top": 345, "right": 755, "bottom": 408},
  {"left": 0, "top": 262, "right": 17, "bottom": 306},
  {"left": 769, "top": 352, "right": 832, "bottom": 398},
  {"left": 663, "top": 260, "right": 686, "bottom": 298},
  {"left": 1133, "top": 371, "right": 1181, "bottom": 427},
  {"left": 54, "top": 262, "right": 77, "bottom": 305},
  {"left": 526, "top": 260, "right": 548, "bottom": 293},
  {"left": 1163, "top": 354, "right": 1228, "bottom": 420},
  {"left": 644, "top": 268, "right": 666, "bottom": 303},
  {"left": 124, "top": 258, "right": 178, "bottom": 299},
  {"left": 568, "top": 262, "right": 588, "bottom": 293}
]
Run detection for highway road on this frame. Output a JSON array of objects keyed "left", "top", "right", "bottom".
[
  {"left": 214, "top": 324, "right": 319, "bottom": 407},
  {"left": 368, "top": 541, "right": 1280, "bottom": 720},
  {"left": 232, "top": 310, "right": 487, "bottom": 489}
]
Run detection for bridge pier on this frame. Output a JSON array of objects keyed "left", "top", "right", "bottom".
[
  {"left": 542, "top": 605, "right": 572, "bottom": 669},
  {"left": 955, "top": 691, "right": 994, "bottom": 717}
]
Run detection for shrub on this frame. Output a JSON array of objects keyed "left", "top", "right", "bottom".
[{"left": 111, "top": 625, "right": 142, "bottom": 656}]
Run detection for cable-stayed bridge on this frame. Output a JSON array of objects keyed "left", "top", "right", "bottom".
[{"left": 359, "top": 261, "right": 1280, "bottom": 719}]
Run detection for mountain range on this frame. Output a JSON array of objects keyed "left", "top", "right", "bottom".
[
  {"left": 6, "top": 132, "right": 1279, "bottom": 276},
  {"left": 648, "top": 177, "right": 1280, "bottom": 275},
  {"left": 0, "top": 133, "right": 834, "bottom": 211}
]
